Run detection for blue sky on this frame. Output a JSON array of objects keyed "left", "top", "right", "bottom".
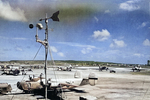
[{"left": 0, "top": 0, "right": 150, "bottom": 64}]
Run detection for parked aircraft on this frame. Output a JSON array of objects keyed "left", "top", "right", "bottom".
[
  {"left": 57, "top": 66, "right": 72, "bottom": 71},
  {"left": 0, "top": 83, "right": 12, "bottom": 94},
  {"left": 132, "top": 66, "right": 142, "bottom": 72},
  {"left": 0, "top": 64, "right": 33, "bottom": 76},
  {"left": 99, "top": 66, "right": 109, "bottom": 71},
  {"left": 57, "top": 64, "right": 72, "bottom": 71},
  {"left": 1, "top": 69, "right": 20, "bottom": 76},
  {"left": 17, "top": 71, "right": 98, "bottom": 96}
]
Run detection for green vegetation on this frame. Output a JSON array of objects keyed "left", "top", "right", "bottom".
[
  {"left": 0, "top": 60, "right": 148, "bottom": 68},
  {"left": 0, "top": 60, "right": 113, "bottom": 66}
]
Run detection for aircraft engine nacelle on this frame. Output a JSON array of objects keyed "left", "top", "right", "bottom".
[
  {"left": 17, "top": 81, "right": 43, "bottom": 92},
  {"left": 79, "top": 73, "right": 98, "bottom": 86}
]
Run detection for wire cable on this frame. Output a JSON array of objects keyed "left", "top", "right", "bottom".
[
  {"left": 48, "top": 43, "right": 66, "bottom": 99},
  {"left": 33, "top": 44, "right": 43, "bottom": 60},
  {"left": 11, "top": 44, "right": 43, "bottom": 100}
]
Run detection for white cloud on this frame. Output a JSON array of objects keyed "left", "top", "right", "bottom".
[
  {"left": 13, "top": 37, "right": 27, "bottom": 40},
  {"left": 0, "top": 1, "right": 27, "bottom": 22},
  {"left": 58, "top": 52, "right": 64, "bottom": 57},
  {"left": 92, "top": 29, "right": 110, "bottom": 41},
  {"left": 0, "top": 36, "right": 28, "bottom": 40},
  {"left": 143, "top": 39, "right": 150, "bottom": 46},
  {"left": 56, "top": 42, "right": 97, "bottom": 55},
  {"left": 50, "top": 46, "right": 65, "bottom": 57},
  {"left": 81, "top": 47, "right": 92, "bottom": 54},
  {"left": 119, "top": 0, "right": 140, "bottom": 11},
  {"left": 118, "top": 36, "right": 124, "bottom": 39},
  {"left": 57, "top": 42, "right": 96, "bottom": 49},
  {"left": 141, "top": 22, "right": 147, "bottom": 27},
  {"left": 110, "top": 39, "right": 127, "bottom": 48},
  {"left": 104, "top": 10, "right": 110, "bottom": 13},
  {"left": 50, "top": 46, "right": 58, "bottom": 52},
  {"left": 94, "top": 16, "right": 99, "bottom": 22},
  {"left": 138, "top": 22, "right": 148, "bottom": 29},
  {"left": 0, "top": 36, "right": 9, "bottom": 39},
  {"left": 16, "top": 47, "right": 22, "bottom": 51},
  {"left": 133, "top": 53, "right": 143, "bottom": 57}
]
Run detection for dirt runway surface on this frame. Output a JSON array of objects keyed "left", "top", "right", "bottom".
[
  {"left": 0, "top": 68, "right": 150, "bottom": 100},
  {"left": 65, "top": 71, "right": 150, "bottom": 100}
]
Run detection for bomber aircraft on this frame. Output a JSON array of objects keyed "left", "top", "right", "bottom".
[{"left": 17, "top": 71, "right": 98, "bottom": 98}]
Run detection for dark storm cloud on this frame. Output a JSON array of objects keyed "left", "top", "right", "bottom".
[{"left": 0, "top": 0, "right": 102, "bottom": 23}]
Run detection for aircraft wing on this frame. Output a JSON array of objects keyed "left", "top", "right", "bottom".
[{"left": 59, "top": 83, "right": 78, "bottom": 89}]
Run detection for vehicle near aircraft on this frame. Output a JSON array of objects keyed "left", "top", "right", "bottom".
[{"left": 0, "top": 83, "right": 12, "bottom": 94}]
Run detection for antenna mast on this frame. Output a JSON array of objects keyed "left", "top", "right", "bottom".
[
  {"left": 29, "top": 11, "right": 59, "bottom": 100},
  {"left": 43, "top": 13, "right": 48, "bottom": 100}
]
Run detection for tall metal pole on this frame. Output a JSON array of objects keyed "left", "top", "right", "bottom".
[
  {"left": 30, "top": 11, "right": 59, "bottom": 100},
  {"left": 45, "top": 13, "right": 48, "bottom": 100}
]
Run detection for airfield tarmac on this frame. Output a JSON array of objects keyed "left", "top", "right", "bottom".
[{"left": 0, "top": 67, "right": 150, "bottom": 100}]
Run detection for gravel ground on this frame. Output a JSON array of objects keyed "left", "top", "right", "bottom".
[{"left": 0, "top": 67, "right": 150, "bottom": 100}]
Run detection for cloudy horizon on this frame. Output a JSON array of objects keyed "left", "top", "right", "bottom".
[{"left": 0, "top": 0, "right": 150, "bottom": 64}]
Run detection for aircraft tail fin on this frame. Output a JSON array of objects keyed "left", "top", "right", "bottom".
[
  {"left": 88, "top": 73, "right": 98, "bottom": 86},
  {"left": 80, "top": 73, "right": 98, "bottom": 86},
  {"left": 74, "top": 71, "right": 82, "bottom": 78},
  {"left": 80, "top": 79, "right": 89, "bottom": 86},
  {"left": 88, "top": 77, "right": 98, "bottom": 86}
]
